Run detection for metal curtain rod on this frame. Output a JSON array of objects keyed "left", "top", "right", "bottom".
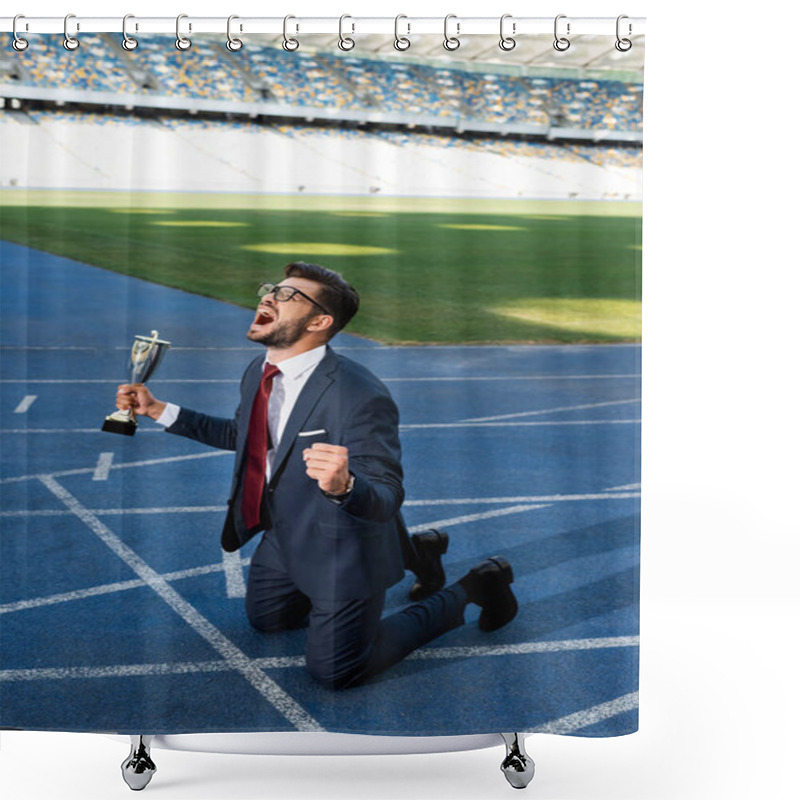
[{"left": 1, "top": 16, "right": 646, "bottom": 37}]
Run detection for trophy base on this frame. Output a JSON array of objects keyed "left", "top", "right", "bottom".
[{"left": 102, "top": 414, "right": 137, "bottom": 436}]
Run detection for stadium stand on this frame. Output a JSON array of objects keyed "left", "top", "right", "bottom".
[
  {"left": 0, "top": 33, "right": 642, "bottom": 200},
  {"left": 246, "top": 48, "right": 365, "bottom": 109},
  {"left": 1, "top": 34, "right": 642, "bottom": 130},
  {"left": 121, "top": 36, "right": 257, "bottom": 101},
  {"left": 3, "top": 33, "right": 139, "bottom": 94}
]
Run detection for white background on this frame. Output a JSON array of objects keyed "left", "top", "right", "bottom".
[{"left": 2, "top": 1, "right": 798, "bottom": 798}]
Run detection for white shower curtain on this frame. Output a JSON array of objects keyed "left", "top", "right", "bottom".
[{"left": 1, "top": 12, "right": 642, "bottom": 742}]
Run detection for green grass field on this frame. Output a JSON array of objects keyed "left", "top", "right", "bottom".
[{"left": 0, "top": 190, "right": 641, "bottom": 345}]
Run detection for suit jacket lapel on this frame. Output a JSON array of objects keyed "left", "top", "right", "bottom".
[{"left": 269, "top": 347, "right": 338, "bottom": 484}]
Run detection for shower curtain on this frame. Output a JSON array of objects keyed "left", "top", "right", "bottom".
[{"left": 0, "top": 20, "right": 642, "bottom": 739}]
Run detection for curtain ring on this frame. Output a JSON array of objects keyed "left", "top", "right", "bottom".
[
  {"left": 499, "top": 14, "right": 516, "bottom": 51},
  {"left": 615, "top": 14, "right": 632, "bottom": 52},
  {"left": 227, "top": 15, "right": 243, "bottom": 51},
  {"left": 175, "top": 13, "right": 191, "bottom": 50},
  {"left": 63, "top": 13, "right": 80, "bottom": 51},
  {"left": 394, "top": 14, "right": 411, "bottom": 51},
  {"left": 283, "top": 15, "right": 299, "bottom": 51},
  {"left": 338, "top": 14, "right": 355, "bottom": 51},
  {"left": 553, "top": 14, "right": 570, "bottom": 51},
  {"left": 12, "top": 15, "right": 29, "bottom": 52},
  {"left": 443, "top": 14, "right": 460, "bottom": 51},
  {"left": 121, "top": 14, "right": 138, "bottom": 51}
]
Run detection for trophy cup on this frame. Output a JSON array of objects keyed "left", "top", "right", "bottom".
[{"left": 102, "top": 330, "right": 171, "bottom": 436}]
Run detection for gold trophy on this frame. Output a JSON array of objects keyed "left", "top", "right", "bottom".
[{"left": 102, "top": 330, "right": 171, "bottom": 436}]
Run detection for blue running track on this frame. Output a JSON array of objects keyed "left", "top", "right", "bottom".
[{"left": 0, "top": 241, "right": 640, "bottom": 736}]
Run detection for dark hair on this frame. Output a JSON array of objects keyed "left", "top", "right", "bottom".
[{"left": 283, "top": 262, "right": 360, "bottom": 338}]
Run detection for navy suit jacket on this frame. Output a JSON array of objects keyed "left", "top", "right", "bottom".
[{"left": 165, "top": 346, "right": 406, "bottom": 601}]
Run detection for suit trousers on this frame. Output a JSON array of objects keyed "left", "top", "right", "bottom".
[{"left": 246, "top": 532, "right": 467, "bottom": 689}]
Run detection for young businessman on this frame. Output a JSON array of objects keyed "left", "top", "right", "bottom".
[{"left": 116, "top": 262, "right": 517, "bottom": 689}]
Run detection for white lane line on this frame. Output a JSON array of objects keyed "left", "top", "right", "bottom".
[
  {"left": 37, "top": 476, "right": 322, "bottom": 732},
  {"left": 460, "top": 398, "right": 641, "bottom": 423},
  {"left": 0, "top": 637, "right": 638, "bottom": 682},
  {"left": 407, "top": 504, "right": 550, "bottom": 534},
  {"left": 384, "top": 375, "right": 640, "bottom": 383},
  {"left": 92, "top": 452, "right": 114, "bottom": 482},
  {"left": 404, "top": 492, "right": 641, "bottom": 507},
  {"left": 1, "top": 344, "right": 641, "bottom": 352},
  {"left": 0, "top": 661, "right": 244, "bottom": 682},
  {"left": 1, "top": 490, "right": 639, "bottom": 616},
  {"left": 408, "top": 635, "right": 639, "bottom": 661},
  {"left": 13, "top": 395, "right": 37, "bottom": 414},
  {"left": 603, "top": 483, "right": 641, "bottom": 492},
  {"left": 400, "top": 419, "right": 640, "bottom": 431},
  {"left": 1, "top": 374, "right": 641, "bottom": 385},
  {"left": 1, "top": 492, "right": 640, "bottom": 519},
  {"left": 2, "top": 418, "right": 641, "bottom": 435},
  {"left": 0, "top": 379, "right": 239, "bottom": 384},
  {"left": 1, "top": 577, "right": 149, "bottom": 614},
  {"left": 0, "top": 506, "right": 228, "bottom": 518},
  {"left": 2, "top": 428, "right": 170, "bottom": 434},
  {"left": 87, "top": 505, "right": 225, "bottom": 515},
  {"left": 0, "top": 560, "right": 244, "bottom": 615},
  {"left": 1, "top": 450, "right": 231, "bottom": 485},
  {"left": 533, "top": 691, "right": 639, "bottom": 734},
  {"left": 222, "top": 550, "right": 247, "bottom": 598}
]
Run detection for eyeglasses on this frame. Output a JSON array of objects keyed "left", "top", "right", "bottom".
[{"left": 257, "top": 283, "right": 331, "bottom": 316}]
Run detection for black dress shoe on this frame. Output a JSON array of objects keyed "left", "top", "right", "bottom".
[
  {"left": 459, "top": 556, "right": 518, "bottom": 632},
  {"left": 408, "top": 529, "right": 449, "bottom": 601}
]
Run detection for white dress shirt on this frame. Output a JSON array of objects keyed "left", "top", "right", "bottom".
[{"left": 156, "top": 344, "right": 327, "bottom": 480}]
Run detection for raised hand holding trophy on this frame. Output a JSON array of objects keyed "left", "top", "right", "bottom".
[{"left": 102, "top": 330, "right": 171, "bottom": 436}]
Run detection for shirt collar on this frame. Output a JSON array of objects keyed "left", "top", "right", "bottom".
[{"left": 264, "top": 344, "right": 327, "bottom": 381}]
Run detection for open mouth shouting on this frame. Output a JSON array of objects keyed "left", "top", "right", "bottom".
[{"left": 249, "top": 304, "right": 276, "bottom": 334}]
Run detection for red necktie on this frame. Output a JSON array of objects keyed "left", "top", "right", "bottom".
[{"left": 242, "top": 363, "right": 281, "bottom": 530}]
